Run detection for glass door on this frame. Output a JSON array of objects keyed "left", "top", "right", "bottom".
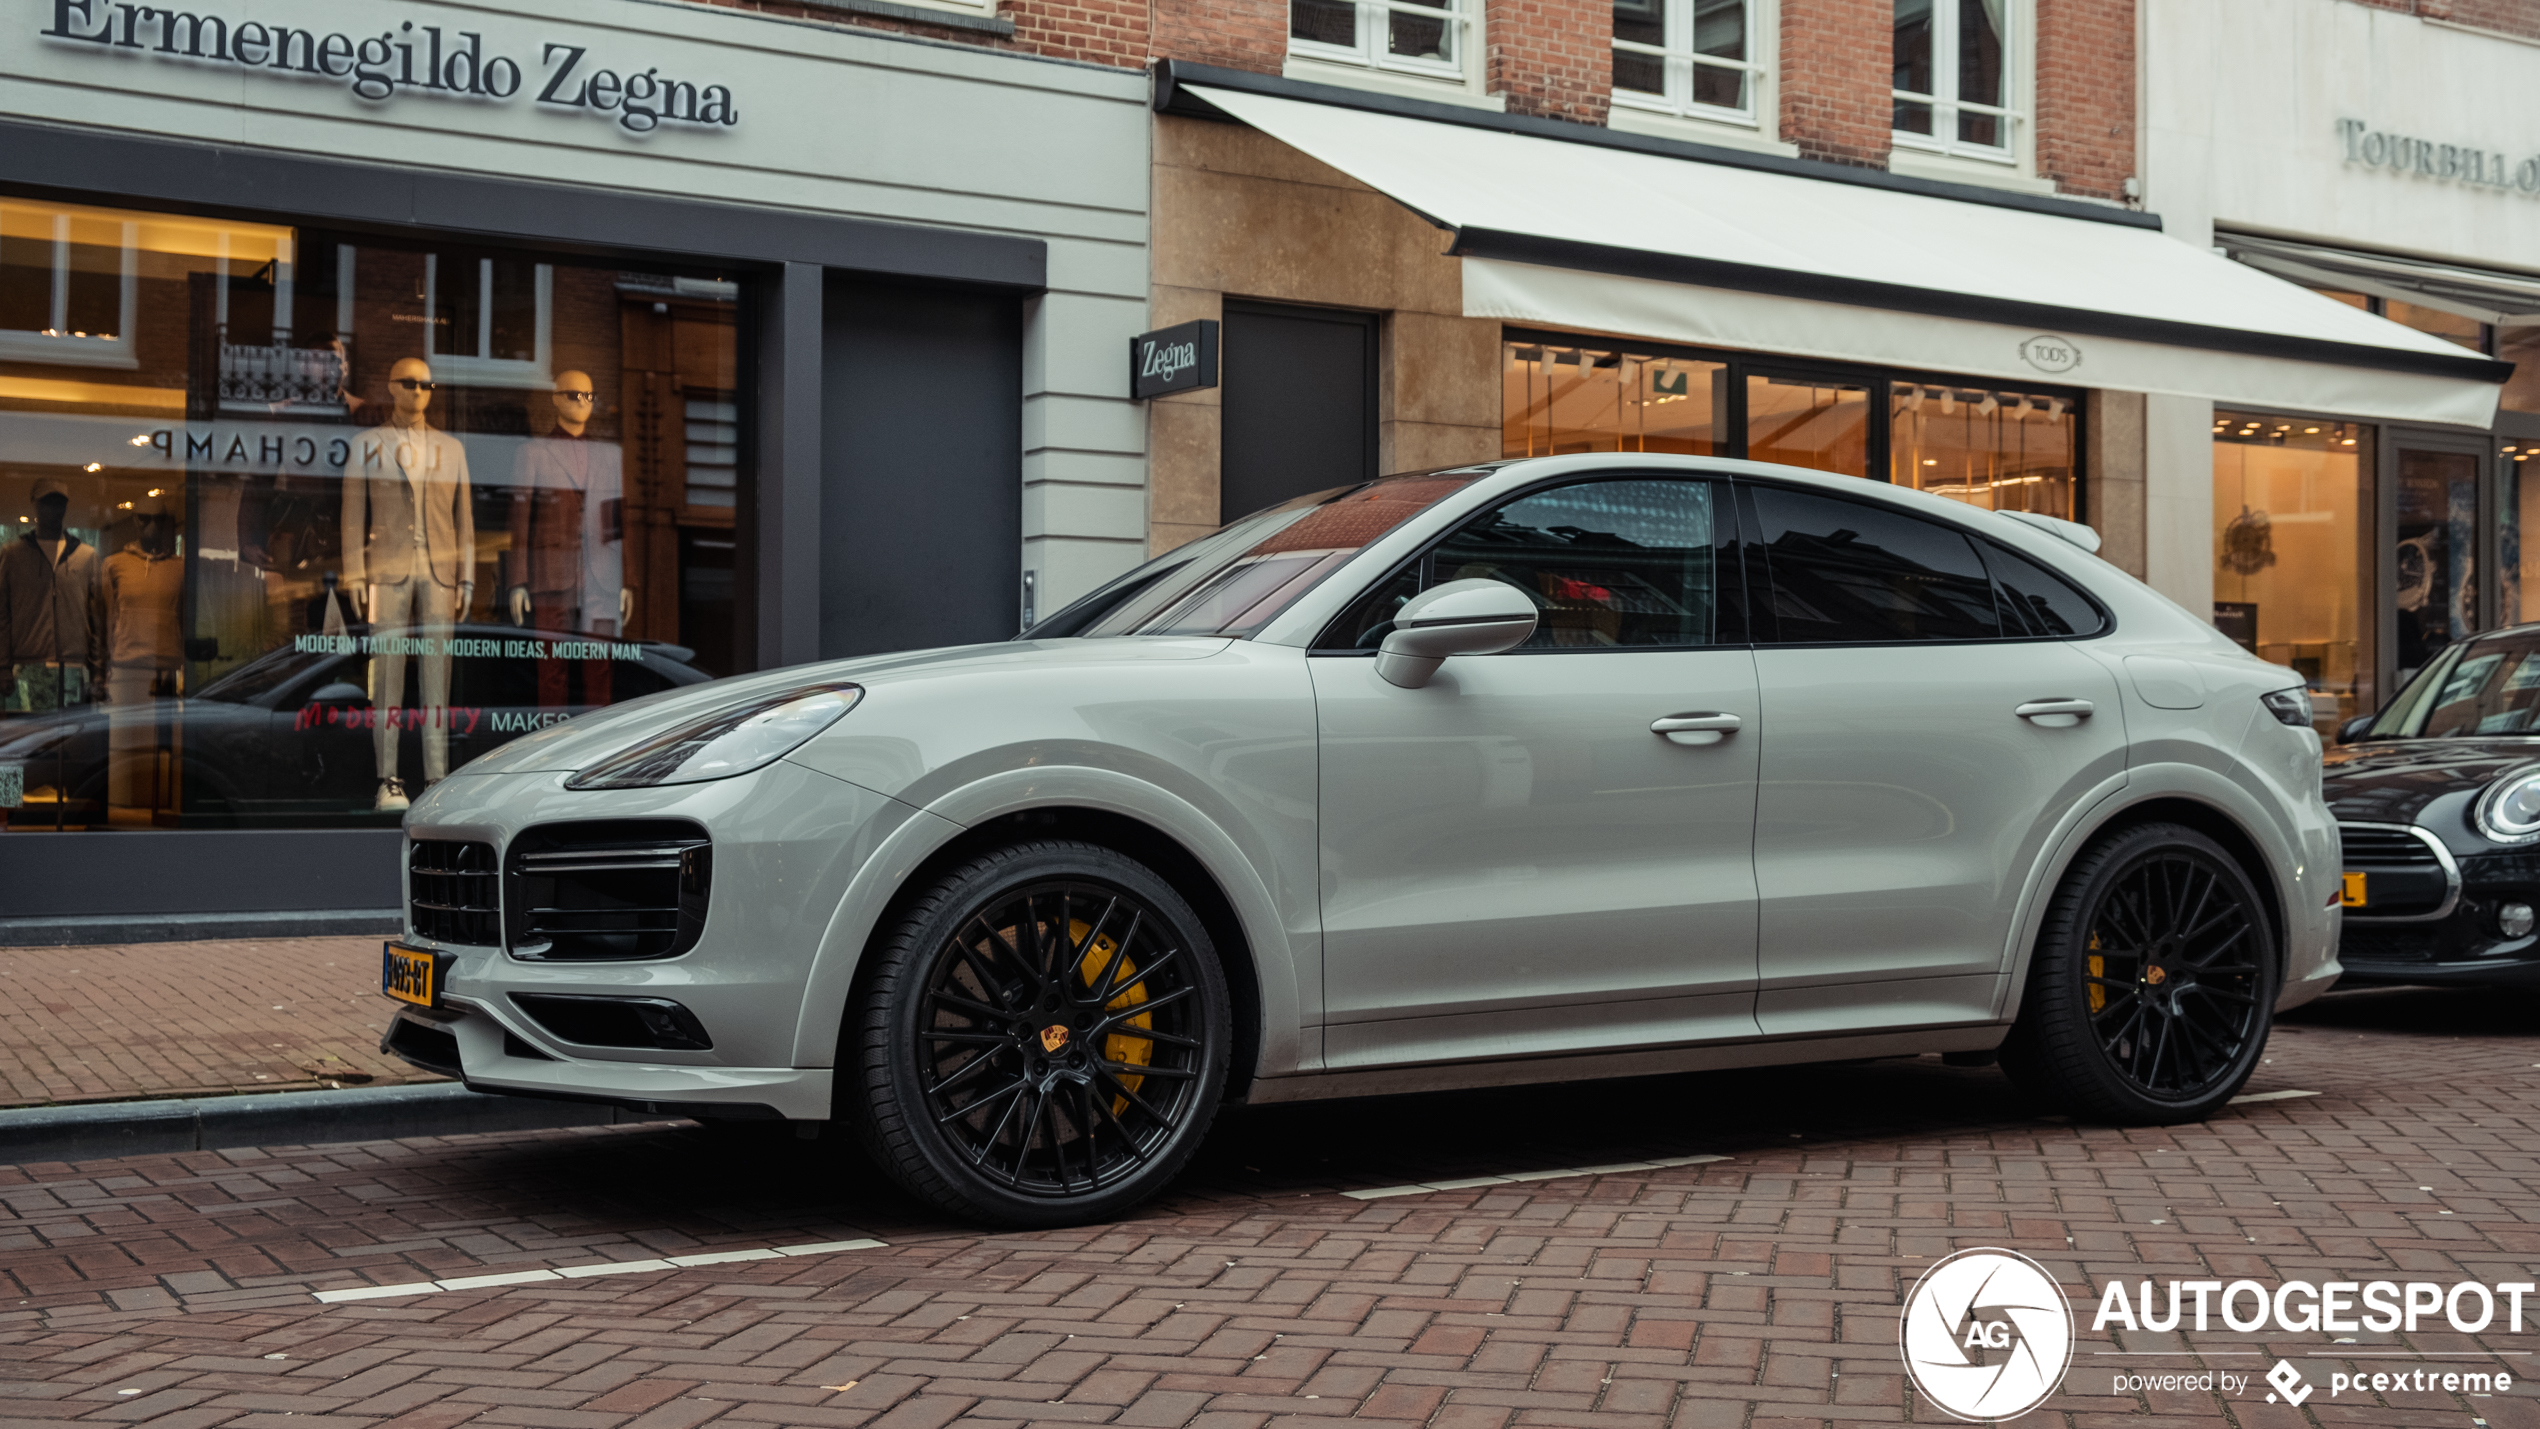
[{"left": 2384, "top": 434, "right": 2491, "bottom": 694}]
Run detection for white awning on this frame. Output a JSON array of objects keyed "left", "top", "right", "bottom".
[{"left": 1182, "top": 85, "right": 2508, "bottom": 428}]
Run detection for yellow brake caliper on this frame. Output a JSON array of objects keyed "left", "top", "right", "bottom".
[
  {"left": 1071, "top": 920, "right": 1152, "bottom": 1116},
  {"left": 2087, "top": 933, "right": 2105, "bottom": 1014}
]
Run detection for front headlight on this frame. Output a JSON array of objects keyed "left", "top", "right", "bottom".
[
  {"left": 2260, "top": 687, "right": 2314, "bottom": 727},
  {"left": 2474, "top": 765, "right": 2540, "bottom": 845},
  {"left": 565, "top": 683, "right": 863, "bottom": 791}
]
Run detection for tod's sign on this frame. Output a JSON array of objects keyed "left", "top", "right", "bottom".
[{"left": 40, "top": 0, "right": 740, "bottom": 134}]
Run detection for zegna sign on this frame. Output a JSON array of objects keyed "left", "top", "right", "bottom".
[
  {"left": 2337, "top": 117, "right": 2540, "bottom": 195},
  {"left": 39, "top": 0, "right": 739, "bottom": 135}
]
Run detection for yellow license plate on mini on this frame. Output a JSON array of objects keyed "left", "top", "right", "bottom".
[
  {"left": 2342, "top": 871, "right": 2367, "bottom": 908},
  {"left": 382, "top": 942, "right": 439, "bottom": 1008}
]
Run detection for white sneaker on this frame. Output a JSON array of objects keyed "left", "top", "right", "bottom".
[{"left": 375, "top": 778, "right": 410, "bottom": 812}]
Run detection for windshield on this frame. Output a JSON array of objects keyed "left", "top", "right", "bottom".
[
  {"left": 2367, "top": 631, "right": 2540, "bottom": 738},
  {"left": 1026, "top": 470, "right": 1493, "bottom": 639}
]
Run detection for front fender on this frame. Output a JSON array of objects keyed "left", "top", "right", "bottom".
[{"left": 784, "top": 764, "right": 1314, "bottom": 1082}]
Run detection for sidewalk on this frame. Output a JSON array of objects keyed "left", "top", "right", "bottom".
[{"left": 0, "top": 935, "right": 442, "bottom": 1108}]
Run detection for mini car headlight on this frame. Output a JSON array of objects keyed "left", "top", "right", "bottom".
[
  {"left": 2474, "top": 766, "right": 2540, "bottom": 845},
  {"left": 565, "top": 682, "right": 863, "bottom": 791},
  {"left": 2259, "top": 687, "right": 2313, "bottom": 727}
]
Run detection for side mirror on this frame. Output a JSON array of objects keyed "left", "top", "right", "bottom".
[
  {"left": 1376, "top": 578, "right": 1541, "bottom": 689},
  {"left": 309, "top": 682, "right": 369, "bottom": 705},
  {"left": 2336, "top": 714, "right": 2375, "bottom": 745}
]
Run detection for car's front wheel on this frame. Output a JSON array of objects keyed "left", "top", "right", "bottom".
[
  {"left": 2001, "top": 821, "right": 2279, "bottom": 1123},
  {"left": 846, "top": 839, "right": 1232, "bottom": 1226}
]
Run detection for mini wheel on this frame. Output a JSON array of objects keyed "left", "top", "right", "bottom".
[
  {"left": 846, "top": 839, "right": 1231, "bottom": 1226},
  {"left": 2000, "top": 822, "right": 2278, "bottom": 1123}
]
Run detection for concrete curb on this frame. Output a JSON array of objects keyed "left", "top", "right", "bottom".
[
  {"left": 0, "top": 1082, "right": 682, "bottom": 1165},
  {"left": 0, "top": 909, "right": 402, "bottom": 946}
]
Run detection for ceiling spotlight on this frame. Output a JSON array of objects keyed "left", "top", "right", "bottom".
[
  {"left": 2304, "top": 427, "right": 2320, "bottom": 434},
  {"left": 147, "top": 488, "right": 162, "bottom": 497},
  {"left": 83, "top": 462, "right": 101, "bottom": 472},
  {"left": 127, "top": 434, "right": 149, "bottom": 447}
]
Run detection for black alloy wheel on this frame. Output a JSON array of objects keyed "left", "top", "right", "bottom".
[
  {"left": 2001, "top": 822, "right": 2279, "bottom": 1123},
  {"left": 848, "top": 839, "right": 1231, "bottom": 1226}
]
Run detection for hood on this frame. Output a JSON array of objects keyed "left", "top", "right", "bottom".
[
  {"left": 449, "top": 636, "right": 1233, "bottom": 778},
  {"left": 2322, "top": 738, "right": 2540, "bottom": 825}
]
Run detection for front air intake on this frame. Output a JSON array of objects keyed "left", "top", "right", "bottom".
[
  {"left": 408, "top": 840, "right": 501, "bottom": 946},
  {"left": 504, "top": 820, "right": 711, "bottom": 961}
]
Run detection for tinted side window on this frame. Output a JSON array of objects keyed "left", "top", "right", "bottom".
[
  {"left": 1320, "top": 479, "right": 1733, "bottom": 651},
  {"left": 1982, "top": 542, "right": 2107, "bottom": 638},
  {"left": 1749, "top": 486, "right": 1999, "bottom": 644}
]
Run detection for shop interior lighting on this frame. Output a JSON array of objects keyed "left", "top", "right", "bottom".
[
  {"left": 2305, "top": 427, "right": 2321, "bottom": 434},
  {"left": 147, "top": 488, "right": 161, "bottom": 497},
  {"left": 83, "top": 462, "right": 101, "bottom": 472},
  {"left": 127, "top": 434, "right": 149, "bottom": 447}
]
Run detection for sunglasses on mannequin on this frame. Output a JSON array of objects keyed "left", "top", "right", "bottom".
[
  {"left": 555, "top": 390, "right": 596, "bottom": 401},
  {"left": 392, "top": 378, "right": 438, "bottom": 392}
]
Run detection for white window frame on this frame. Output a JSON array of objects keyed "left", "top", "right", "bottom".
[
  {"left": 1610, "top": 0, "right": 1773, "bottom": 131},
  {"left": 1287, "top": 0, "right": 1479, "bottom": 93},
  {"left": 423, "top": 253, "right": 553, "bottom": 390},
  {"left": 0, "top": 207, "right": 139, "bottom": 370},
  {"left": 1889, "top": 0, "right": 2029, "bottom": 168}
]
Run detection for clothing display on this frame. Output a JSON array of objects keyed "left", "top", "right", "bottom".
[
  {"left": 102, "top": 543, "right": 184, "bottom": 677},
  {"left": 342, "top": 420, "right": 476, "bottom": 589},
  {"left": 508, "top": 430, "right": 631, "bottom": 630},
  {"left": 0, "top": 532, "right": 106, "bottom": 709},
  {"left": 367, "top": 576, "right": 459, "bottom": 788}
]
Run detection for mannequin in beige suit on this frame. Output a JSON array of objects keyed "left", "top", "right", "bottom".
[{"left": 342, "top": 356, "right": 474, "bottom": 811}]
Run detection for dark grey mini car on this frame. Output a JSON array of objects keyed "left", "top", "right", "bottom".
[{"left": 2328, "top": 623, "right": 2540, "bottom": 985}]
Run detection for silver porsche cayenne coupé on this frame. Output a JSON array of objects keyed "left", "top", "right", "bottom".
[{"left": 385, "top": 454, "right": 2340, "bottom": 1225}]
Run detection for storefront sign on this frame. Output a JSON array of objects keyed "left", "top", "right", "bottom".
[
  {"left": 2019, "top": 334, "right": 2082, "bottom": 374},
  {"left": 1130, "top": 319, "right": 1218, "bottom": 400},
  {"left": 2338, "top": 118, "right": 2540, "bottom": 194},
  {"left": 39, "top": 0, "right": 738, "bottom": 135}
]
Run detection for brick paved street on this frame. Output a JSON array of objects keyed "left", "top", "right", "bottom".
[
  {"left": 1, "top": 984, "right": 2536, "bottom": 1428},
  {"left": 0, "top": 938, "right": 436, "bottom": 1109}
]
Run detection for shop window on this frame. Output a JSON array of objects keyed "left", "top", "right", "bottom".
[
  {"left": 2394, "top": 447, "right": 2479, "bottom": 680},
  {"left": 2211, "top": 412, "right": 2371, "bottom": 733},
  {"left": 1613, "top": 0, "right": 1764, "bottom": 123},
  {"left": 2500, "top": 327, "right": 2540, "bottom": 415},
  {"left": 1892, "top": 0, "right": 2022, "bottom": 162},
  {"left": 0, "top": 200, "right": 753, "bottom": 833},
  {"left": 1888, "top": 382, "right": 2073, "bottom": 517},
  {"left": 1503, "top": 342, "right": 1724, "bottom": 457},
  {"left": 2383, "top": 300, "right": 2489, "bottom": 356},
  {"left": 1290, "top": 0, "right": 1468, "bottom": 81},
  {"left": 1747, "top": 374, "right": 1868, "bottom": 475}
]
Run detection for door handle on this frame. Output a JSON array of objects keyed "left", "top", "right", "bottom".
[
  {"left": 2015, "top": 698, "right": 2096, "bottom": 728},
  {"left": 1652, "top": 712, "right": 1742, "bottom": 746}
]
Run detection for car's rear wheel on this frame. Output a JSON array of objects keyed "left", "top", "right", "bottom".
[
  {"left": 2001, "top": 822, "right": 2278, "bottom": 1123},
  {"left": 847, "top": 840, "right": 1231, "bottom": 1226}
]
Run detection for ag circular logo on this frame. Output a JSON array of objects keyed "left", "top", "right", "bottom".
[
  {"left": 1899, "top": 1248, "right": 2074, "bottom": 1422},
  {"left": 2019, "top": 334, "right": 2083, "bottom": 373}
]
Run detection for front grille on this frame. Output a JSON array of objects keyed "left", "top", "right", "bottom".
[
  {"left": 2339, "top": 927, "right": 2443, "bottom": 965},
  {"left": 2339, "top": 824, "right": 2442, "bottom": 866},
  {"left": 505, "top": 820, "right": 711, "bottom": 961},
  {"left": 408, "top": 840, "right": 501, "bottom": 946}
]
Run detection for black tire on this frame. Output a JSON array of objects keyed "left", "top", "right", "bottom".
[
  {"left": 846, "top": 839, "right": 1232, "bottom": 1227},
  {"left": 2000, "top": 822, "right": 2278, "bottom": 1124}
]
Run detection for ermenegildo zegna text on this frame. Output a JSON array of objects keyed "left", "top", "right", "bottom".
[{"left": 38, "top": 0, "right": 740, "bottom": 134}]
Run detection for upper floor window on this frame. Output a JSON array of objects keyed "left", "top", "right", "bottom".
[
  {"left": 1892, "top": 0, "right": 2019, "bottom": 160},
  {"left": 1613, "top": 0, "right": 1762, "bottom": 121},
  {"left": 1290, "top": 0, "right": 1466, "bottom": 78}
]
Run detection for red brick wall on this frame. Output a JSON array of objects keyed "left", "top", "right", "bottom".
[
  {"left": 2035, "top": 0, "right": 2134, "bottom": 202},
  {"left": 1150, "top": 0, "right": 1289, "bottom": 71},
  {"left": 2351, "top": 0, "right": 2540, "bottom": 42},
  {"left": 681, "top": 0, "right": 1158, "bottom": 70},
  {"left": 1778, "top": 0, "right": 1890, "bottom": 168},
  {"left": 1485, "top": 0, "right": 1612, "bottom": 122}
]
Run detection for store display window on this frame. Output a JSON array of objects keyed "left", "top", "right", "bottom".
[
  {"left": 0, "top": 197, "right": 752, "bottom": 830},
  {"left": 1502, "top": 335, "right": 2077, "bottom": 517},
  {"left": 2210, "top": 412, "right": 2371, "bottom": 731}
]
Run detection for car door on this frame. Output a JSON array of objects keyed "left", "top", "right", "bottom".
[
  {"left": 1310, "top": 475, "right": 1763, "bottom": 1069},
  {"left": 1742, "top": 482, "right": 2128, "bottom": 1035}
]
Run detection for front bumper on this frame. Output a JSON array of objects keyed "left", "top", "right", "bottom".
[
  {"left": 2339, "top": 843, "right": 2540, "bottom": 987},
  {"left": 383, "top": 758, "right": 915, "bottom": 1119}
]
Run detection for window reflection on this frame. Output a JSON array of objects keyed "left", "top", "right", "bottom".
[
  {"left": 1746, "top": 374, "right": 1867, "bottom": 475},
  {"left": 0, "top": 198, "right": 750, "bottom": 831},
  {"left": 1887, "top": 381, "right": 2073, "bottom": 515}
]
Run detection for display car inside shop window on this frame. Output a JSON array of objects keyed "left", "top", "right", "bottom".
[{"left": 0, "top": 198, "right": 750, "bottom": 831}]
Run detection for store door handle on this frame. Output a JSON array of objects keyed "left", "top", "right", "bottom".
[
  {"left": 1652, "top": 712, "right": 1743, "bottom": 746},
  {"left": 2015, "top": 698, "right": 2096, "bottom": 728}
]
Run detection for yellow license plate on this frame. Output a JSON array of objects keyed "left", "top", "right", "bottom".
[
  {"left": 382, "top": 942, "right": 440, "bottom": 1008},
  {"left": 2341, "top": 871, "right": 2367, "bottom": 908}
]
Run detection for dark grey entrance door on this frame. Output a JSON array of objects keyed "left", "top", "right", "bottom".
[
  {"left": 1220, "top": 300, "right": 1377, "bottom": 523},
  {"left": 821, "top": 277, "right": 1022, "bottom": 659}
]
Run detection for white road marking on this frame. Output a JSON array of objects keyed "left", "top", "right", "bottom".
[
  {"left": 1341, "top": 1154, "right": 1728, "bottom": 1200},
  {"left": 2229, "top": 1089, "right": 2320, "bottom": 1104},
  {"left": 309, "top": 1237, "right": 887, "bottom": 1303}
]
